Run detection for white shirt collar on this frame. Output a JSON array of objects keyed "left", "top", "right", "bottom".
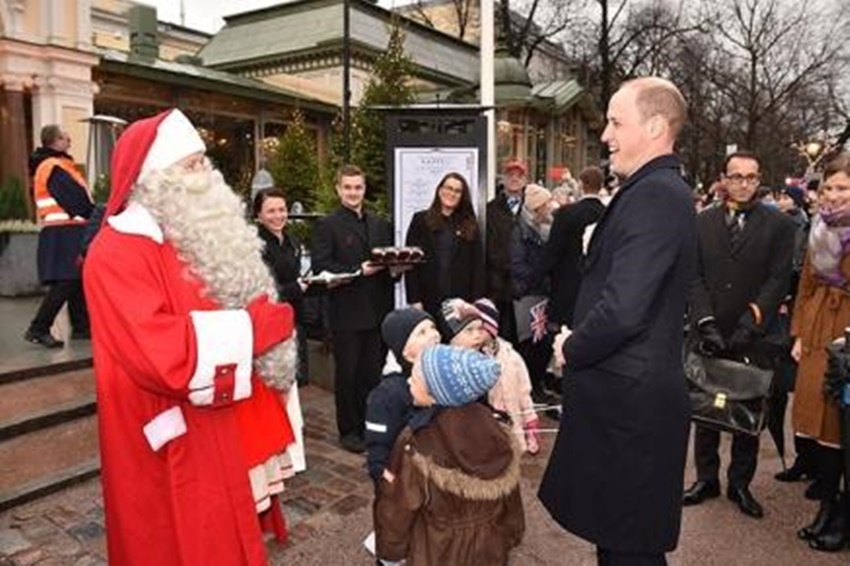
[{"left": 107, "top": 201, "right": 164, "bottom": 244}]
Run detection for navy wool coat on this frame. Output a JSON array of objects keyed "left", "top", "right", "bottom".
[{"left": 538, "top": 155, "right": 696, "bottom": 553}]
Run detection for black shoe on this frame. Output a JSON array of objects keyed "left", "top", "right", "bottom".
[
  {"left": 339, "top": 434, "right": 366, "bottom": 454},
  {"left": 727, "top": 486, "right": 764, "bottom": 519},
  {"left": 775, "top": 461, "right": 813, "bottom": 482},
  {"left": 798, "top": 499, "right": 838, "bottom": 540},
  {"left": 809, "top": 526, "right": 848, "bottom": 552},
  {"left": 806, "top": 479, "right": 826, "bottom": 501},
  {"left": 683, "top": 481, "right": 721, "bottom": 506},
  {"left": 71, "top": 329, "right": 91, "bottom": 340},
  {"left": 24, "top": 329, "right": 64, "bottom": 349}
]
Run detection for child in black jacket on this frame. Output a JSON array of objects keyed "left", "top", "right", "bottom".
[{"left": 365, "top": 308, "right": 441, "bottom": 483}]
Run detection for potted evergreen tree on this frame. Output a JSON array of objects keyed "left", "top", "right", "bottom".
[{"left": 0, "top": 176, "right": 41, "bottom": 296}]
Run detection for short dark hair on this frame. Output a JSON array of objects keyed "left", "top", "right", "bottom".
[
  {"left": 252, "top": 187, "right": 287, "bottom": 218},
  {"left": 40, "top": 125, "right": 64, "bottom": 147},
  {"left": 723, "top": 151, "right": 761, "bottom": 174},
  {"left": 336, "top": 164, "right": 365, "bottom": 185},
  {"left": 578, "top": 166, "right": 605, "bottom": 194}
]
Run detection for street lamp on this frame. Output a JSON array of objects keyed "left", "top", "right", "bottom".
[
  {"left": 342, "top": 0, "right": 351, "bottom": 163},
  {"left": 792, "top": 138, "right": 825, "bottom": 176}
]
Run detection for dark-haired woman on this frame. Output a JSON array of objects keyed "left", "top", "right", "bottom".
[
  {"left": 404, "top": 172, "right": 485, "bottom": 323},
  {"left": 253, "top": 187, "right": 309, "bottom": 474}
]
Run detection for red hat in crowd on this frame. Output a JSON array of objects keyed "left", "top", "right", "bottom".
[
  {"left": 104, "top": 109, "right": 206, "bottom": 219},
  {"left": 503, "top": 159, "right": 527, "bottom": 175}
]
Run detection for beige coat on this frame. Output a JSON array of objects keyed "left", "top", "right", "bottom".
[
  {"left": 790, "top": 253, "right": 850, "bottom": 445},
  {"left": 487, "top": 337, "right": 537, "bottom": 452}
]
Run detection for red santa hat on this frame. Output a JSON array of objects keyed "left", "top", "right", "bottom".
[{"left": 105, "top": 109, "right": 206, "bottom": 219}]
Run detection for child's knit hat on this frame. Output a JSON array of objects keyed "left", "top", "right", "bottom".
[
  {"left": 473, "top": 298, "right": 500, "bottom": 338},
  {"left": 439, "top": 298, "right": 482, "bottom": 340},
  {"left": 420, "top": 344, "right": 500, "bottom": 406},
  {"left": 382, "top": 308, "right": 434, "bottom": 364}
]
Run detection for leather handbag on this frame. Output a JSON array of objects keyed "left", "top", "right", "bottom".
[{"left": 684, "top": 349, "right": 774, "bottom": 436}]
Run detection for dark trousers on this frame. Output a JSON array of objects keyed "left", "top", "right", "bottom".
[
  {"left": 29, "top": 279, "right": 88, "bottom": 335},
  {"left": 331, "top": 328, "right": 383, "bottom": 439},
  {"left": 694, "top": 425, "right": 759, "bottom": 487},
  {"left": 597, "top": 547, "right": 667, "bottom": 566},
  {"left": 495, "top": 299, "right": 518, "bottom": 346},
  {"left": 517, "top": 334, "right": 553, "bottom": 394},
  {"left": 295, "top": 324, "right": 309, "bottom": 386}
]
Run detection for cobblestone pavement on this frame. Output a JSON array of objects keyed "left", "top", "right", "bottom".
[{"left": 1, "top": 385, "right": 847, "bottom": 565}]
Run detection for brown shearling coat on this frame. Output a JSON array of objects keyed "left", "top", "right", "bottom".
[
  {"left": 374, "top": 404, "right": 525, "bottom": 566},
  {"left": 790, "top": 253, "right": 850, "bottom": 445}
]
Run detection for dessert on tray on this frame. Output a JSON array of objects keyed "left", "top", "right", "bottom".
[{"left": 369, "top": 246, "right": 425, "bottom": 266}]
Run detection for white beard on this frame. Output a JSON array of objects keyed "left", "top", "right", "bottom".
[{"left": 130, "top": 161, "right": 297, "bottom": 391}]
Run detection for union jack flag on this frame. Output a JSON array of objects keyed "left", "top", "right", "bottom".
[{"left": 530, "top": 299, "right": 548, "bottom": 343}]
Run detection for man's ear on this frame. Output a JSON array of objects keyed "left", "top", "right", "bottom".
[{"left": 647, "top": 116, "right": 665, "bottom": 139}]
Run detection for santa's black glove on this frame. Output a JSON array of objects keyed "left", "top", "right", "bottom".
[
  {"left": 728, "top": 310, "right": 761, "bottom": 352},
  {"left": 697, "top": 319, "right": 725, "bottom": 356},
  {"left": 824, "top": 341, "right": 850, "bottom": 403}
]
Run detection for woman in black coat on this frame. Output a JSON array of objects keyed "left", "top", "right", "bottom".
[
  {"left": 253, "top": 188, "right": 310, "bottom": 383},
  {"left": 404, "top": 172, "right": 485, "bottom": 322}
]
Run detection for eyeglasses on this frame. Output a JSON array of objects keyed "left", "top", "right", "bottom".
[
  {"left": 440, "top": 184, "right": 464, "bottom": 195},
  {"left": 725, "top": 174, "right": 760, "bottom": 185}
]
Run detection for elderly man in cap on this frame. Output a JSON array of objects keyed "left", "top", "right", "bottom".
[
  {"left": 84, "top": 109, "right": 298, "bottom": 565},
  {"left": 486, "top": 159, "right": 528, "bottom": 344}
]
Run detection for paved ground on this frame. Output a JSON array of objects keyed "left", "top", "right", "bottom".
[
  {"left": 0, "top": 297, "right": 92, "bottom": 376},
  {"left": 0, "top": 381, "right": 846, "bottom": 565}
]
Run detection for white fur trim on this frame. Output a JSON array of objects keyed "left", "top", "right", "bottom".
[
  {"left": 108, "top": 201, "right": 164, "bottom": 243},
  {"left": 140, "top": 110, "right": 206, "bottom": 179},
  {"left": 143, "top": 406, "right": 187, "bottom": 452},
  {"left": 188, "top": 310, "right": 253, "bottom": 406}
]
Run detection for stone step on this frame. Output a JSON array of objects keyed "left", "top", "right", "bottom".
[
  {"left": 0, "top": 415, "right": 100, "bottom": 512},
  {"left": 0, "top": 369, "right": 96, "bottom": 441}
]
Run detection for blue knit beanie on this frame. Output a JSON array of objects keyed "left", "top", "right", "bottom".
[{"left": 420, "top": 344, "right": 500, "bottom": 407}]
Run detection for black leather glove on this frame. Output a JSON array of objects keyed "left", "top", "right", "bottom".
[
  {"left": 728, "top": 310, "right": 760, "bottom": 352},
  {"left": 824, "top": 341, "right": 850, "bottom": 403},
  {"left": 697, "top": 319, "right": 725, "bottom": 356}
]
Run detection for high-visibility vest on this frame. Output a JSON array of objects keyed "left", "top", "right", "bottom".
[{"left": 33, "top": 157, "right": 92, "bottom": 226}]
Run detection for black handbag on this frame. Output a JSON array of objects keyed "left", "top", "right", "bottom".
[{"left": 684, "top": 349, "right": 774, "bottom": 436}]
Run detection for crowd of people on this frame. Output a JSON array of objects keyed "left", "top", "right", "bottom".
[{"left": 22, "top": 73, "right": 850, "bottom": 565}]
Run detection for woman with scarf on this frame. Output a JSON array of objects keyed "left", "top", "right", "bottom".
[
  {"left": 404, "top": 172, "right": 485, "bottom": 322},
  {"left": 791, "top": 152, "right": 850, "bottom": 551},
  {"left": 510, "top": 184, "right": 556, "bottom": 403}
]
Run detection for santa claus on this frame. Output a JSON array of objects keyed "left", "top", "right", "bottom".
[{"left": 84, "top": 109, "right": 297, "bottom": 566}]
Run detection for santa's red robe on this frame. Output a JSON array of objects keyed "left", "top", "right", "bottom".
[{"left": 84, "top": 202, "right": 294, "bottom": 566}]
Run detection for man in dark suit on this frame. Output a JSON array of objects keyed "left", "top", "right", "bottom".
[
  {"left": 535, "top": 165, "right": 607, "bottom": 329},
  {"left": 539, "top": 77, "right": 695, "bottom": 566},
  {"left": 311, "top": 164, "right": 395, "bottom": 453},
  {"left": 486, "top": 159, "right": 526, "bottom": 344},
  {"left": 684, "top": 151, "right": 795, "bottom": 518}
]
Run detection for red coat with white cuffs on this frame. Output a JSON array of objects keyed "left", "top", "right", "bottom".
[{"left": 84, "top": 202, "right": 294, "bottom": 566}]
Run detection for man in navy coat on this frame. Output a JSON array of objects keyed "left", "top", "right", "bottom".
[{"left": 539, "top": 77, "right": 696, "bottom": 566}]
